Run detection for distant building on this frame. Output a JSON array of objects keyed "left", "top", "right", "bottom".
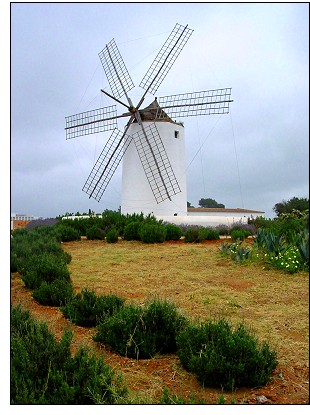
[
  {"left": 11, "top": 213, "right": 43, "bottom": 231},
  {"left": 187, "top": 207, "right": 264, "bottom": 221},
  {"left": 156, "top": 207, "right": 264, "bottom": 227}
]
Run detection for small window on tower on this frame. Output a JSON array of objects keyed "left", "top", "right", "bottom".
[{"left": 174, "top": 130, "right": 179, "bottom": 139}]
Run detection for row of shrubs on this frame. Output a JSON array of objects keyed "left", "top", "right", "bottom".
[
  {"left": 12, "top": 304, "right": 265, "bottom": 404},
  {"left": 12, "top": 289, "right": 278, "bottom": 403},
  {"left": 31, "top": 278, "right": 278, "bottom": 390},
  {"left": 47, "top": 288, "right": 276, "bottom": 390},
  {"left": 56, "top": 289, "right": 277, "bottom": 391},
  {"left": 91, "top": 296, "right": 277, "bottom": 391},
  {"left": 11, "top": 226, "right": 72, "bottom": 293},
  {"left": 33, "top": 210, "right": 255, "bottom": 244}
]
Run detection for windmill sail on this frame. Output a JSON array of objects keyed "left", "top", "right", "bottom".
[
  {"left": 158, "top": 88, "right": 233, "bottom": 118},
  {"left": 99, "top": 39, "right": 135, "bottom": 100},
  {"left": 132, "top": 123, "right": 181, "bottom": 203},
  {"left": 65, "top": 106, "right": 117, "bottom": 139},
  {"left": 82, "top": 129, "right": 133, "bottom": 202},
  {"left": 139, "top": 23, "right": 193, "bottom": 96}
]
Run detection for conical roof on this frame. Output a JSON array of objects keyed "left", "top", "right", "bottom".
[{"left": 135, "top": 98, "right": 172, "bottom": 122}]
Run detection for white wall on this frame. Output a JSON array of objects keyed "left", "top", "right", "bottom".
[{"left": 156, "top": 215, "right": 250, "bottom": 227}]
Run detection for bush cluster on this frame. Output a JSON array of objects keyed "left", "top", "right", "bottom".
[
  {"left": 230, "top": 228, "right": 249, "bottom": 242},
  {"left": 106, "top": 228, "right": 119, "bottom": 243},
  {"left": 32, "top": 279, "right": 74, "bottom": 306},
  {"left": 11, "top": 305, "right": 127, "bottom": 404},
  {"left": 28, "top": 210, "right": 258, "bottom": 245},
  {"left": 11, "top": 227, "right": 72, "bottom": 291},
  {"left": 86, "top": 225, "right": 105, "bottom": 240},
  {"left": 123, "top": 221, "right": 141, "bottom": 241},
  {"left": 61, "top": 289, "right": 124, "bottom": 327},
  {"left": 165, "top": 224, "right": 183, "bottom": 241},
  {"left": 93, "top": 299, "right": 186, "bottom": 359},
  {"left": 184, "top": 227, "right": 220, "bottom": 243},
  {"left": 184, "top": 227, "right": 204, "bottom": 243},
  {"left": 54, "top": 224, "right": 81, "bottom": 242},
  {"left": 176, "top": 319, "right": 278, "bottom": 390},
  {"left": 22, "top": 253, "right": 71, "bottom": 289},
  {"left": 139, "top": 223, "right": 167, "bottom": 244}
]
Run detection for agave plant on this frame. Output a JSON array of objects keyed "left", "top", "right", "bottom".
[
  {"left": 296, "top": 229, "right": 309, "bottom": 267},
  {"left": 254, "top": 229, "right": 285, "bottom": 256}
]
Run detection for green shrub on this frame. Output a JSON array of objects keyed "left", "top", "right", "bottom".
[
  {"left": 204, "top": 229, "right": 220, "bottom": 240},
  {"left": 230, "top": 229, "right": 249, "bottom": 242},
  {"left": 94, "top": 304, "right": 149, "bottom": 358},
  {"left": 61, "top": 251, "right": 72, "bottom": 264},
  {"left": 184, "top": 227, "right": 205, "bottom": 243},
  {"left": 32, "top": 279, "right": 74, "bottom": 306},
  {"left": 22, "top": 253, "right": 71, "bottom": 289},
  {"left": 59, "top": 218, "right": 90, "bottom": 235},
  {"left": 12, "top": 228, "right": 29, "bottom": 237},
  {"left": 165, "top": 224, "right": 182, "bottom": 241},
  {"left": 86, "top": 225, "right": 105, "bottom": 240},
  {"left": 106, "top": 228, "right": 119, "bottom": 243},
  {"left": 123, "top": 221, "right": 141, "bottom": 241},
  {"left": 94, "top": 299, "right": 186, "bottom": 359},
  {"left": 11, "top": 226, "right": 72, "bottom": 292},
  {"left": 176, "top": 319, "right": 278, "bottom": 390},
  {"left": 11, "top": 305, "right": 127, "bottom": 404},
  {"left": 276, "top": 210, "right": 308, "bottom": 236},
  {"left": 54, "top": 224, "right": 81, "bottom": 242},
  {"left": 139, "top": 223, "right": 167, "bottom": 244},
  {"left": 61, "top": 289, "right": 124, "bottom": 327},
  {"left": 143, "top": 299, "right": 187, "bottom": 354}
]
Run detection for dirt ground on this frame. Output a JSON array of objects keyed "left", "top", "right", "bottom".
[{"left": 10, "top": 238, "right": 309, "bottom": 405}]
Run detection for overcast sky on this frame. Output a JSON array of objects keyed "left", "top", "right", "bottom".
[{"left": 10, "top": 2, "right": 309, "bottom": 219}]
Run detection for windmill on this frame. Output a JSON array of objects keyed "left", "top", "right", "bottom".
[{"left": 65, "top": 23, "right": 233, "bottom": 217}]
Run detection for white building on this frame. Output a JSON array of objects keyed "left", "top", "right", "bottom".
[{"left": 156, "top": 207, "right": 264, "bottom": 227}]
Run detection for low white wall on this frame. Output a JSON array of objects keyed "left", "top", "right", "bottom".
[{"left": 156, "top": 215, "right": 248, "bottom": 227}]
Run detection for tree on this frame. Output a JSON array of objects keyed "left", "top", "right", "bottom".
[
  {"left": 198, "top": 198, "right": 225, "bottom": 208},
  {"left": 187, "top": 201, "right": 194, "bottom": 208},
  {"left": 273, "top": 197, "right": 309, "bottom": 216}
]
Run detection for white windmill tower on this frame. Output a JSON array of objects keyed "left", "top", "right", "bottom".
[{"left": 65, "top": 24, "right": 233, "bottom": 217}]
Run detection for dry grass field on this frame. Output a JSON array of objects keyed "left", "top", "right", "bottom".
[{"left": 11, "top": 238, "right": 309, "bottom": 404}]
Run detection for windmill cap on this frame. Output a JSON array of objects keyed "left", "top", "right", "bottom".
[{"left": 136, "top": 99, "right": 173, "bottom": 122}]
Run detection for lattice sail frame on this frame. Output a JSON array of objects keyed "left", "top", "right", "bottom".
[
  {"left": 99, "top": 39, "right": 135, "bottom": 100},
  {"left": 133, "top": 123, "right": 181, "bottom": 203},
  {"left": 139, "top": 23, "right": 194, "bottom": 95},
  {"left": 158, "top": 88, "right": 232, "bottom": 118},
  {"left": 65, "top": 106, "right": 117, "bottom": 139},
  {"left": 82, "top": 129, "right": 133, "bottom": 201}
]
